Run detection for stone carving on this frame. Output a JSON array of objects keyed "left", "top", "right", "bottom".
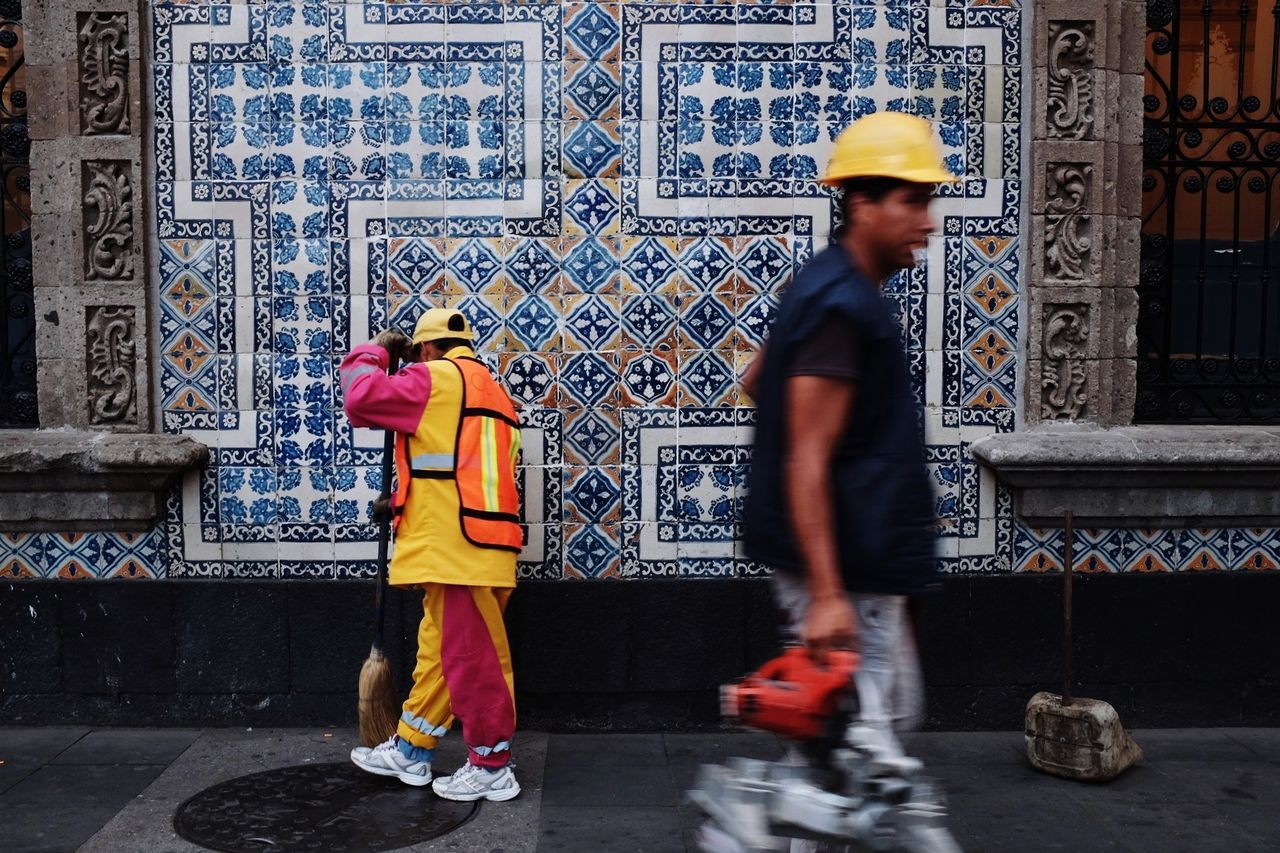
[
  {"left": 1044, "top": 163, "right": 1092, "bottom": 280},
  {"left": 1042, "top": 305, "right": 1090, "bottom": 420},
  {"left": 78, "top": 12, "right": 131, "bottom": 135},
  {"left": 82, "top": 161, "right": 134, "bottom": 280},
  {"left": 86, "top": 305, "right": 138, "bottom": 424},
  {"left": 1047, "top": 21, "right": 1095, "bottom": 140}
]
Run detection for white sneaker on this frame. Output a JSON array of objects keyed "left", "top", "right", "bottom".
[
  {"left": 349, "top": 735, "right": 432, "bottom": 786},
  {"left": 431, "top": 762, "right": 521, "bottom": 802}
]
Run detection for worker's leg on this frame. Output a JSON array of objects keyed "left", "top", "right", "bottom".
[
  {"left": 437, "top": 584, "right": 516, "bottom": 769},
  {"left": 395, "top": 584, "right": 456, "bottom": 762},
  {"left": 852, "top": 593, "right": 924, "bottom": 733},
  {"left": 770, "top": 572, "right": 923, "bottom": 732}
]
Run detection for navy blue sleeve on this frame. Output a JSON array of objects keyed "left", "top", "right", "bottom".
[{"left": 786, "top": 313, "right": 860, "bottom": 381}]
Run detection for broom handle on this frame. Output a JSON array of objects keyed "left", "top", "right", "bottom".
[
  {"left": 372, "top": 353, "right": 400, "bottom": 654},
  {"left": 1063, "top": 510, "right": 1074, "bottom": 706}
]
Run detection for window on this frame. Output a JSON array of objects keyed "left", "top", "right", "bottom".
[{"left": 1139, "top": 0, "right": 1280, "bottom": 422}]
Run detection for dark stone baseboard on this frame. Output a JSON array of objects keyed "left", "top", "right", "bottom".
[{"left": 3, "top": 574, "right": 1279, "bottom": 730}]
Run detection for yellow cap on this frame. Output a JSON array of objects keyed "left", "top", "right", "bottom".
[
  {"left": 822, "top": 112, "right": 959, "bottom": 186},
  {"left": 412, "top": 308, "right": 474, "bottom": 344}
]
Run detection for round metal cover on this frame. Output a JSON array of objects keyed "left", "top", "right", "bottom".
[{"left": 173, "top": 762, "right": 479, "bottom": 852}]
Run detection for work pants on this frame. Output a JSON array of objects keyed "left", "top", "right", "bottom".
[
  {"left": 771, "top": 572, "right": 925, "bottom": 733},
  {"left": 396, "top": 583, "right": 516, "bottom": 769}
]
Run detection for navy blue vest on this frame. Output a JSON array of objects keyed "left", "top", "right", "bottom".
[{"left": 744, "top": 245, "right": 939, "bottom": 595}]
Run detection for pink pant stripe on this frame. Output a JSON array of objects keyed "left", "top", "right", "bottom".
[{"left": 439, "top": 585, "right": 516, "bottom": 768}]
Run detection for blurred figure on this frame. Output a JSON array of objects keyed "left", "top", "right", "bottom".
[{"left": 744, "top": 113, "right": 957, "bottom": 737}]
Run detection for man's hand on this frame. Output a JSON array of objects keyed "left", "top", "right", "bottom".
[
  {"left": 803, "top": 593, "right": 857, "bottom": 658},
  {"left": 373, "top": 329, "right": 412, "bottom": 363}
]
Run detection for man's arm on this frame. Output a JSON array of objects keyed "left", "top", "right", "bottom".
[
  {"left": 784, "top": 375, "right": 858, "bottom": 653},
  {"left": 339, "top": 344, "right": 432, "bottom": 434}
]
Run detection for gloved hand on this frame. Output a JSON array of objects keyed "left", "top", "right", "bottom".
[
  {"left": 372, "top": 497, "right": 393, "bottom": 522},
  {"left": 372, "top": 329, "right": 412, "bottom": 363}
]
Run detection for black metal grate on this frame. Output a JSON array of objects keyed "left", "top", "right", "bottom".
[
  {"left": 0, "top": 0, "right": 32, "bottom": 427},
  {"left": 1139, "top": 0, "right": 1280, "bottom": 422}
]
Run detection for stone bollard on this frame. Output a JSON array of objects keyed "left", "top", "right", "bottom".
[{"left": 1024, "top": 691, "right": 1142, "bottom": 782}]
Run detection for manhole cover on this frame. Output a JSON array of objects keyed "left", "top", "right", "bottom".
[{"left": 173, "top": 762, "right": 478, "bottom": 852}]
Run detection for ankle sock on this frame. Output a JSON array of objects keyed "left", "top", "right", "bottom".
[{"left": 396, "top": 737, "right": 435, "bottom": 764}]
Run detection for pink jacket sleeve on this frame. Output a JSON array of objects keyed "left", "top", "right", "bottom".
[{"left": 339, "top": 344, "right": 431, "bottom": 434}]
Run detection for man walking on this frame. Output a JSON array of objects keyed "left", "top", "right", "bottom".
[
  {"left": 744, "top": 113, "right": 955, "bottom": 733},
  {"left": 340, "top": 307, "right": 524, "bottom": 802}
]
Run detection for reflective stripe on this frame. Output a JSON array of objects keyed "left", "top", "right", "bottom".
[
  {"left": 472, "top": 740, "right": 511, "bottom": 756},
  {"left": 400, "top": 711, "right": 449, "bottom": 738},
  {"left": 481, "top": 416, "right": 499, "bottom": 512},
  {"left": 340, "top": 363, "right": 379, "bottom": 393},
  {"left": 411, "top": 452, "right": 456, "bottom": 470},
  {"left": 508, "top": 426, "right": 521, "bottom": 469}
]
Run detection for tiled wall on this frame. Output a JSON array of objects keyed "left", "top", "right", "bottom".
[
  {"left": 0, "top": 1, "right": 1252, "bottom": 580},
  {"left": 144, "top": 0, "right": 1024, "bottom": 579}
]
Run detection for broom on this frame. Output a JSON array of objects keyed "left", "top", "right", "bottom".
[{"left": 358, "top": 356, "right": 401, "bottom": 747}]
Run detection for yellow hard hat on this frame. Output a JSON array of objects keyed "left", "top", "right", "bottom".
[
  {"left": 412, "top": 307, "right": 474, "bottom": 344},
  {"left": 822, "top": 112, "right": 959, "bottom": 186}
]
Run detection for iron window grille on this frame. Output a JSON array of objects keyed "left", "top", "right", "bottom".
[{"left": 1139, "top": 0, "right": 1280, "bottom": 422}]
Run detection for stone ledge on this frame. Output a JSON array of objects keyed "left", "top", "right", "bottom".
[
  {"left": 0, "top": 430, "right": 209, "bottom": 531},
  {"left": 970, "top": 425, "right": 1280, "bottom": 527}
]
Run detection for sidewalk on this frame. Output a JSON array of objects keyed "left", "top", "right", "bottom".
[{"left": 1, "top": 727, "right": 1277, "bottom": 852}]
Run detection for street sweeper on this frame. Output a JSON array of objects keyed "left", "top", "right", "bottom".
[{"left": 340, "top": 307, "right": 523, "bottom": 803}]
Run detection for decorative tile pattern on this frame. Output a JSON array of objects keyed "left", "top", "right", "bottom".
[
  {"left": 2, "top": 2, "right": 1273, "bottom": 579},
  {"left": 1010, "top": 525, "right": 1280, "bottom": 575},
  {"left": 1, "top": 530, "right": 167, "bottom": 580},
  {"left": 141, "top": 0, "right": 1030, "bottom": 580}
]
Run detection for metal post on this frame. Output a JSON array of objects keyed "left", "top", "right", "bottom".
[{"left": 1062, "top": 510, "right": 1074, "bottom": 706}]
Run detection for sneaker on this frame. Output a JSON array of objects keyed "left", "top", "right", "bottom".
[
  {"left": 350, "top": 735, "right": 432, "bottom": 786},
  {"left": 431, "top": 762, "right": 521, "bottom": 802}
]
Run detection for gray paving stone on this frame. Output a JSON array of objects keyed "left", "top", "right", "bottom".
[
  {"left": 0, "top": 726, "right": 89, "bottom": 794},
  {"left": 902, "top": 730, "right": 1026, "bottom": 766},
  {"left": 1223, "top": 728, "right": 1280, "bottom": 763},
  {"left": 545, "top": 732, "right": 667, "bottom": 767},
  {"left": 538, "top": 805, "right": 686, "bottom": 853},
  {"left": 542, "top": 763, "right": 679, "bottom": 808},
  {"left": 50, "top": 727, "right": 201, "bottom": 765},
  {"left": 1128, "top": 728, "right": 1265, "bottom": 764},
  {"left": 1091, "top": 800, "right": 1271, "bottom": 853},
  {"left": 0, "top": 763, "right": 165, "bottom": 853},
  {"left": 663, "top": 731, "right": 785, "bottom": 765}
]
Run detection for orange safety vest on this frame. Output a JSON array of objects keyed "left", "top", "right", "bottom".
[{"left": 392, "top": 356, "right": 523, "bottom": 552}]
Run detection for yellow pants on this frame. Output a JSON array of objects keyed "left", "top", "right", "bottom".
[{"left": 395, "top": 583, "right": 516, "bottom": 768}]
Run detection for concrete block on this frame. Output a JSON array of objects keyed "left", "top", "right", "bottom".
[
  {"left": 1092, "top": 69, "right": 1115, "bottom": 145},
  {"left": 25, "top": 62, "right": 75, "bottom": 141},
  {"left": 1119, "top": 73, "right": 1146, "bottom": 148},
  {"left": 34, "top": 358, "right": 79, "bottom": 428},
  {"left": 1110, "top": 215, "right": 1142, "bottom": 286},
  {"left": 1107, "top": 286, "right": 1140, "bottom": 358},
  {"left": 30, "top": 212, "right": 79, "bottom": 288},
  {"left": 29, "top": 150, "right": 78, "bottom": 215},
  {"left": 1119, "top": 2, "right": 1148, "bottom": 76},
  {"left": 1025, "top": 691, "right": 1142, "bottom": 781},
  {"left": 1116, "top": 145, "right": 1145, "bottom": 219},
  {"left": 22, "top": 0, "right": 75, "bottom": 66}
]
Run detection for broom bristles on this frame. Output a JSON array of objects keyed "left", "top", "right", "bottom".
[{"left": 358, "top": 646, "right": 399, "bottom": 747}]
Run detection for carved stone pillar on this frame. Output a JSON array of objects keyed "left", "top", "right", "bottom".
[
  {"left": 26, "top": 1, "right": 146, "bottom": 430},
  {"left": 1027, "top": 0, "right": 1145, "bottom": 426},
  {"left": 4, "top": 1, "right": 207, "bottom": 532}
]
